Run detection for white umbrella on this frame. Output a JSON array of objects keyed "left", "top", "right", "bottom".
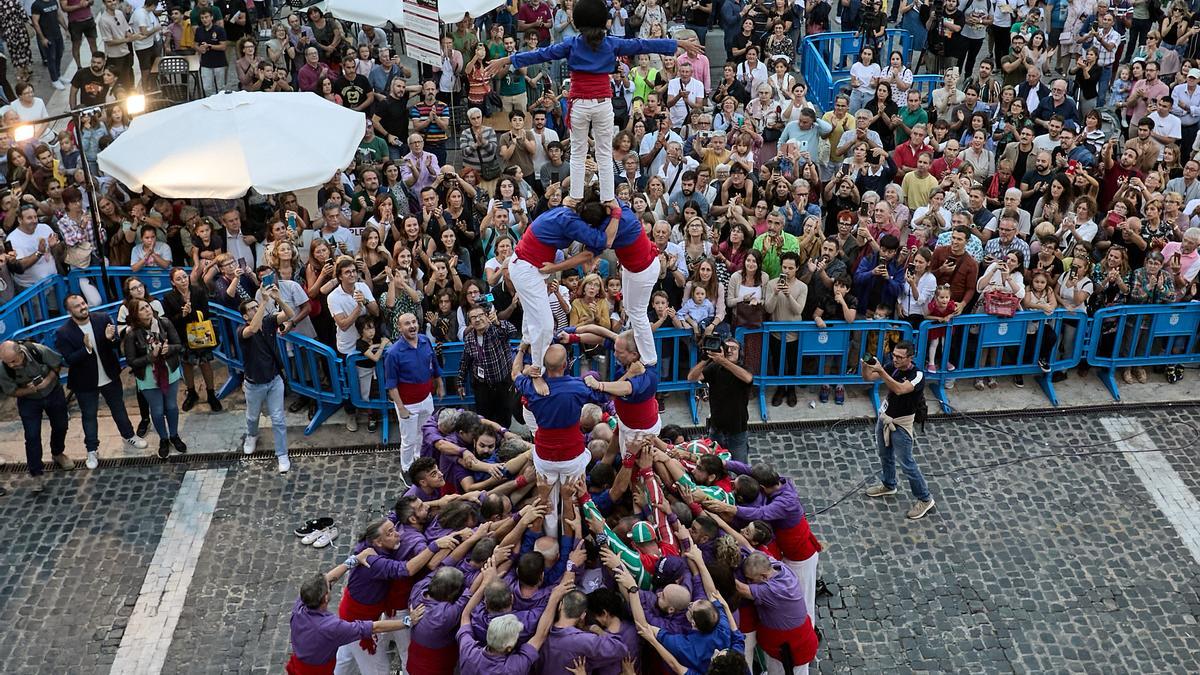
[
  {"left": 439, "top": 0, "right": 506, "bottom": 23},
  {"left": 324, "top": 0, "right": 404, "bottom": 26},
  {"left": 98, "top": 91, "right": 366, "bottom": 199}
]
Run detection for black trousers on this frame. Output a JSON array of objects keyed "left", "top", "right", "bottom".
[
  {"left": 768, "top": 335, "right": 799, "bottom": 394},
  {"left": 472, "top": 377, "right": 512, "bottom": 428}
]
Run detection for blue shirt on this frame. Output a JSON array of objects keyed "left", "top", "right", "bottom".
[
  {"left": 383, "top": 335, "right": 441, "bottom": 390},
  {"left": 526, "top": 206, "right": 609, "bottom": 256},
  {"left": 611, "top": 204, "right": 647, "bottom": 249},
  {"left": 514, "top": 374, "right": 608, "bottom": 430},
  {"left": 657, "top": 600, "right": 745, "bottom": 675},
  {"left": 510, "top": 36, "right": 678, "bottom": 75}
]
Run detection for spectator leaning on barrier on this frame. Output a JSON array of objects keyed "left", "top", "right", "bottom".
[{"left": 56, "top": 294, "right": 147, "bottom": 471}]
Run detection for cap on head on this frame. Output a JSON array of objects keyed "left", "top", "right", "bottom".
[{"left": 631, "top": 521, "right": 656, "bottom": 544}]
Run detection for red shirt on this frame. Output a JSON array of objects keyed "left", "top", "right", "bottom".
[{"left": 891, "top": 141, "right": 935, "bottom": 181}]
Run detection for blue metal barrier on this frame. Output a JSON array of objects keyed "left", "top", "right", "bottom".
[
  {"left": 652, "top": 328, "right": 703, "bottom": 424},
  {"left": 67, "top": 266, "right": 176, "bottom": 303},
  {"left": 801, "top": 30, "right": 914, "bottom": 110},
  {"left": 345, "top": 352, "right": 390, "bottom": 441},
  {"left": 209, "top": 304, "right": 246, "bottom": 399},
  {"left": 916, "top": 309, "right": 1088, "bottom": 412},
  {"left": 279, "top": 329, "right": 348, "bottom": 436},
  {"left": 735, "top": 320, "right": 913, "bottom": 420},
  {"left": 0, "top": 276, "right": 67, "bottom": 341},
  {"left": 1085, "top": 303, "right": 1200, "bottom": 402}
]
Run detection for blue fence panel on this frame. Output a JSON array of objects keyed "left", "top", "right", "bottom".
[
  {"left": 279, "top": 330, "right": 348, "bottom": 436},
  {"left": 735, "top": 320, "right": 912, "bottom": 420},
  {"left": 209, "top": 304, "right": 247, "bottom": 399},
  {"left": 67, "top": 266, "right": 176, "bottom": 304},
  {"left": 801, "top": 30, "right": 913, "bottom": 110},
  {"left": 1085, "top": 303, "right": 1200, "bottom": 402},
  {"left": 916, "top": 309, "right": 1088, "bottom": 412},
  {"left": 345, "top": 353, "right": 390, "bottom": 442},
  {"left": 0, "top": 276, "right": 67, "bottom": 341},
  {"left": 652, "top": 328, "right": 703, "bottom": 424}
]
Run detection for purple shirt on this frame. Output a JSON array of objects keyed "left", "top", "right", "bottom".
[
  {"left": 595, "top": 621, "right": 641, "bottom": 675},
  {"left": 345, "top": 542, "right": 418, "bottom": 605},
  {"left": 637, "top": 589, "right": 692, "bottom": 633},
  {"left": 289, "top": 597, "right": 373, "bottom": 665},
  {"left": 469, "top": 604, "right": 540, "bottom": 644},
  {"left": 540, "top": 625, "right": 629, "bottom": 675},
  {"left": 749, "top": 559, "right": 809, "bottom": 630},
  {"left": 505, "top": 572, "right": 554, "bottom": 613},
  {"left": 403, "top": 483, "right": 442, "bottom": 502},
  {"left": 734, "top": 478, "right": 803, "bottom": 530},
  {"left": 409, "top": 575, "right": 472, "bottom": 648},
  {"left": 456, "top": 625, "right": 541, "bottom": 675}
]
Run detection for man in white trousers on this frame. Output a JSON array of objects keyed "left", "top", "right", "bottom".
[
  {"left": 383, "top": 313, "right": 443, "bottom": 472},
  {"left": 512, "top": 343, "right": 610, "bottom": 537},
  {"left": 611, "top": 201, "right": 662, "bottom": 366},
  {"left": 508, "top": 198, "right": 622, "bottom": 393}
]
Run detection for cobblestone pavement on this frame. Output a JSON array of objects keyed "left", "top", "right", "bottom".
[{"left": 1, "top": 408, "right": 1198, "bottom": 674}]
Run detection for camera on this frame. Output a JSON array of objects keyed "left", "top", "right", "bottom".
[
  {"left": 863, "top": 355, "right": 878, "bottom": 366},
  {"left": 702, "top": 335, "right": 723, "bottom": 353}
]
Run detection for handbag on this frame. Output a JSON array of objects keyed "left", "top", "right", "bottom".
[
  {"left": 185, "top": 311, "right": 218, "bottom": 349},
  {"left": 474, "top": 132, "right": 503, "bottom": 181},
  {"left": 63, "top": 241, "right": 94, "bottom": 269},
  {"left": 733, "top": 301, "right": 766, "bottom": 329},
  {"left": 983, "top": 290, "right": 1019, "bottom": 318}
]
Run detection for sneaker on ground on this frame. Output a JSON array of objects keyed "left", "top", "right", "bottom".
[
  {"left": 906, "top": 498, "right": 936, "bottom": 520},
  {"left": 51, "top": 80, "right": 64, "bottom": 90},
  {"left": 1013, "top": 375, "right": 1025, "bottom": 388},
  {"left": 53, "top": 454, "right": 75, "bottom": 471},
  {"left": 294, "top": 517, "right": 334, "bottom": 537},
  {"left": 158, "top": 438, "right": 170, "bottom": 459},
  {"left": 301, "top": 526, "right": 331, "bottom": 545},
  {"left": 834, "top": 385, "right": 845, "bottom": 405},
  {"left": 278, "top": 455, "right": 291, "bottom": 474},
  {"left": 182, "top": 390, "right": 199, "bottom": 412},
  {"left": 312, "top": 527, "right": 339, "bottom": 548},
  {"left": 170, "top": 436, "right": 188, "bottom": 454},
  {"left": 243, "top": 434, "right": 258, "bottom": 455},
  {"left": 136, "top": 418, "right": 151, "bottom": 438},
  {"left": 125, "top": 436, "right": 148, "bottom": 450},
  {"left": 346, "top": 415, "right": 358, "bottom": 432},
  {"left": 207, "top": 392, "right": 223, "bottom": 412},
  {"left": 86, "top": 451, "right": 99, "bottom": 470},
  {"left": 865, "top": 483, "right": 897, "bottom": 498},
  {"left": 31, "top": 474, "right": 46, "bottom": 494}
]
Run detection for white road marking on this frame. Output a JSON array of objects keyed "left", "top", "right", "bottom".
[
  {"left": 1101, "top": 418, "right": 1200, "bottom": 564},
  {"left": 109, "top": 469, "right": 227, "bottom": 675}
]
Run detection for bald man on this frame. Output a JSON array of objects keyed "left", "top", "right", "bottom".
[
  {"left": 512, "top": 343, "right": 609, "bottom": 536},
  {"left": 0, "top": 340, "right": 70, "bottom": 493},
  {"left": 384, "top": 313, "right": 444, "bottom": 472}
]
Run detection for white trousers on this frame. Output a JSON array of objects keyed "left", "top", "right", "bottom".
[
  {"left": 569, "top": 98, "right": 615, "bottom": 201},
  {"left": 509, "top": 257, "right": 554, "bottom": 371},
  {"left": 394, "top": 394, "right": 434, "bottom": 473},
  {"left": 532, "top": 450, "right": 590, "bottom": 538},
  {"left": 765, "top": 657, "right": 809, "bottom": 675},
  {"left": 621, "top": 257, "right": 661, "bottom": 365},
  {"left": 617, "top": 417, "right": 661, "bottom": 458},
  {"left": 784, "top": 552, "right": 819, "bottom": 626},
  {"left": 333, "top": 626, "right": 403, "bottom": 675}
]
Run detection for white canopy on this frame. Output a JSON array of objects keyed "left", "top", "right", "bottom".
[
  {"left": 318, "top": 0, "right": 506, "bottom": 26},
  {"left": 97, "top": 91, "right": 366, "bottom": 199}
]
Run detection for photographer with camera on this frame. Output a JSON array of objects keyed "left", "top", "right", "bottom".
[
  {"left": 687, "top": 337, "right": 754, "bottom": 463},
  {"left": 457, "top": 303, "right": 519, "bottom": 428},
  {"left": 861, "top": 340, "right": 936, "bottom": 520},
  {"left": 0, "top": 339, "right": 69, "bottom": 494}
]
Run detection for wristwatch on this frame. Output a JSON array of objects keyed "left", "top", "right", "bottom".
[{"left": 345, "top": 555, "right": 359, "bottom": 569}]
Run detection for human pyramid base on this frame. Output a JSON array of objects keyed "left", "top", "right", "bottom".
[{"left": 287, "top": 175, "right": 821, "bottom": 674}]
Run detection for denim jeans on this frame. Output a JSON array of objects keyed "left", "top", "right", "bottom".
[
  {"left": 245, "top": 376, "right": 288, "bottom": 456},
  {"left": 875, "top": 417, "right": 931, "bottom": 501},
  {"left": 200, "top": 66, "right": 227, "bottom": 96},
  {"left": 142, "top": 380, "right": 180, "bottom": 440},
  {"left": 709, "top": 429, "right": 749, "bottom": 464},
  {"left": 76, "top": 380, "right": 136, "bottom": 453},
  {"left": 1097, "top": 64, "right": 1113, "bottom": 107},
  {"left": 18, "top": 384, "right": 69, "bottom": 476},
  {"left": 39, "top": 30, "right": 65, "bottom": 82}
]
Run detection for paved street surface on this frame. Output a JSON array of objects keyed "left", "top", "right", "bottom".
[{"left": 1, "top": 406, "right": 1199, "bottom": 674}]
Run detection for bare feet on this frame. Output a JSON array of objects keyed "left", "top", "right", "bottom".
[{"left": 562, "top": 196, "right": 580, "bottom": 208}]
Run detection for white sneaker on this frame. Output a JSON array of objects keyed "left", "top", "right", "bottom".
[
  {"left": 278, "top": 455, "right": 291, "bottom": 474},
  {"left": 51, "top": 80, "right": 65, "bottom": 90},
  {"left": 300, "top": 527, "right": 328, "bottom": 545},
  {"left": 312, "top": 527, "right": 339, "bottom": 548},
  {"left": 243, "top": 434, "right": 258, "bottom": 455},
  {"left": 85, "top": 451, "right": 99, "bottom": 470},
  {"left": 346, "top": 415, "right": 358, "bottom": 432},
  {"left": 58, "top": 76, "right": 70, "bottom": 86},
  {"left": 125, "top": 437, "right": 148, "bottom": 450}
]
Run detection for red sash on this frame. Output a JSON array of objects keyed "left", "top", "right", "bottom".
[
  {"left": 775, "top": 515, "right": 822, "bottom": 562},
  {"left": 534, "top": 425, "right": 586, "bottom": 462},
  {"left": 384, "top": 575, "right": 417, "bottom": 615},
  {"left": 393, "top": 381, "right": 433, "bottom": 405},
  {"left": 337, "top": 591, "right": 385, "bottom": 654},
  {"left": 613, "top": 396, "right": 659, "bottom": 431},
  {"left": 515, "top": 230, "right": 558, "bottom": 268},
  {"left": 739, "top": 604, "right": 759, "bottom": 633},
  {"left": 615, "top": 235, "right": 659, "bottom": 273},
  {"left": 406, "top": 639, "right": 459, "bottom": 675},
  {"left": 569, "top": 71, "right": 613, "bottom": 100},
  {"left": 757, "top": 616, "right": 818, "bottom": 665},
  {"left": 285, "top": 653, "right": 335, "bottom": 675}
]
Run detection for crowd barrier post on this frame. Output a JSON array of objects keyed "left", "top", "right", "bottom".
[
  {"left": 345, "top": 352, "right": 393, "bottom": 443},
  {"left": 1085, "top": 303, "right": 1200, "bottom": 402},
  {"left": 209, "top": 304, "right": 247, "bottom": 400},
  {"left": 279, "top": 330, "right": 348, "bottom": 436},
  {"left": 735, "top": 320, "right": 912, "bottom": 421},
  {"left": 916, "top": 309, "right": 1088, "bottom": 413},
  {"left": 650, "top": 328, "right": 703, "bottom": 424},
  {"left": 0, "top": 276, "right": 67, "bottom": 341},
  {"left": 66, "top": 266, "right": 175, "bottom": 304}
]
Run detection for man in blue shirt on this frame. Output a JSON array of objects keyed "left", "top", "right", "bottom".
[{"left": 384, "top": 312, "right": 443, "bottom": 472}]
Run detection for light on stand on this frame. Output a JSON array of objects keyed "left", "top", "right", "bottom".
[
  {"left": 13, "top": 124, "right": 34, "bottom": 142},
  {"left": 126, "top": 94, "right": 146, "bottom": 115}
]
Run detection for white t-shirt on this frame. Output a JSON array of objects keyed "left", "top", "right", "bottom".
[
  {"left": 666, "top": 77, "right": 705, "bottom": 128},
  {"left": 328, "top": 281, "right": 375, "bottom": 354},
  {"left": 850, "top": 62, "right": 882, "bottom": 96},
  {"left": 530, "top": 127, "right": 559, "bottom": 174},
  {"left": 256, "top": 279, "right": 316, "bottom": 338},
  {"left": 1150, "top": 112, "right": 1182, "bottom": 154},
  {"left": 129, "top": 7, "right": 162, "bottom": 51},
  {"left": 9, "top": 98, "right": 50, "bottom": 125},
  {"left": 130, "top": 241, "right": 173, "bottom": 267},
  {"left": 8, "top": 223, "right": 58, "bottom": 287},
  {"left": 77, "top": 321, "right": 112, "bottom": 387}
]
